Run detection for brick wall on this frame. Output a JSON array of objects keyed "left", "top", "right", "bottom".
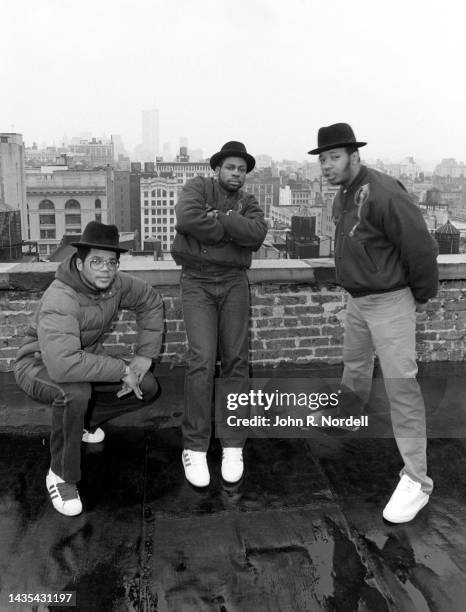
[
  {"left": 1, "top": 259, "right": 466, "bottom": 372},
  {"left": 249, "top": 284, "right": 346, "bottom": 365}
]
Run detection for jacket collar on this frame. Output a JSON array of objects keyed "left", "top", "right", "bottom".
[{"left": 341, "top": 165, "right": 369, "bottom": 194}]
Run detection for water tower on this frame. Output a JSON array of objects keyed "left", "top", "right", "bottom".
[{"left": 434, "top": 220, "right": 460, "bottom": 254}]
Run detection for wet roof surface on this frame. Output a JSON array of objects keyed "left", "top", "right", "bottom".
[{"left": 1, "top": 365, "right": 466, "bottom": 611}]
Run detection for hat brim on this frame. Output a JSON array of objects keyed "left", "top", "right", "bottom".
[
  {"left": 308, "top": 141, "right": 367, "bottom": 155},
  {"left": 209, "top": 150, "right": 255, "bottom": 173},
  {"left": 70, "top": 241, "right": 128, "bottom": 253}
]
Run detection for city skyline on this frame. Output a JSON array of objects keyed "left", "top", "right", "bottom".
[
  {"left": 21, "top": 133, "right": 462, "bottom": 174},
  {"left": 1, "top": 0, "right": 465, "bottom": 168}
]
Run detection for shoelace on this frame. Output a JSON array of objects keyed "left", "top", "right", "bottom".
[{"left": 55, "top": 481, "right": 79, "bottom": 502}]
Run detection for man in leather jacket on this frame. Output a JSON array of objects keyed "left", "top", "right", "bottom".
[{"left": 309, "top": 123, "right": 438, "bottom": 523}]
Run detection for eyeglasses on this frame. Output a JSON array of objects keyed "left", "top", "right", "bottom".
[{"left": 88, "top": 257, "right": 119, "bottom": 271}]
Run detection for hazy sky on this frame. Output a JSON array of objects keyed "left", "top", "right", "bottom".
[{"left": 1, "top": 0, "right": 465, "bottom": 168}]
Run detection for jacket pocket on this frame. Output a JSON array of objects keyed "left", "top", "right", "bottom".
[
  {"left": 346, "top": 238, "right": 378, "bottom": 274},
  {"left": 361, "top": 243, "right": 378, "bottom": 273}
]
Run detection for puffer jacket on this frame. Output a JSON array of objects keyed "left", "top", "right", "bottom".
[
  {"left": 15, "top": 255, "right": 163, "bottom": 383},
  {"left": 171, "top": 176, "right": 267, "bottom": 269},
  {"left": 333, "top": 165, "right": 439, "bottom": 303}
]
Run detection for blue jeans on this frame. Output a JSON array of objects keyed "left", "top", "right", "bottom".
[
  {"left": 14, "top": 355, "right": 159, "bottom": 483},
  {"left": 342, "top": 288, "right": 433, "bottom": 494},
  {"left": 180, "top": 267, "right": 250, "bottom": 451}
]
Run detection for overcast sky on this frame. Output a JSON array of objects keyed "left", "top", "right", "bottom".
[{"left": 1, "top": 0, "right": 465, "bottom": 168}]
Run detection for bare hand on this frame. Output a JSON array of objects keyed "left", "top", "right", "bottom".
[
  {"left": 120, "top": 368, "right": 143, "bottom": 400},
  {"left": 129, "top": 355, "right": 152, "bottom": 383},
  {"left": 116, "top": 384, "right": 132, "bottom": 398}
]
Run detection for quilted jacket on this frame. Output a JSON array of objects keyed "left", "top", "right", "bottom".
[{"left": 15, "top": 255, "right": 163, "bottom": 383}]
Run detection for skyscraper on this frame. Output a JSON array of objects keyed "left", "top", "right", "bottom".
[
  {"left": 142, "top": 109, "right": 160, "bottom": 161},
  {"left": 0, "top": 133, "right": 27, "bottom": 238}
]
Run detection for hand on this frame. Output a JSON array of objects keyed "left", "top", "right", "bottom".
[
  {"left": 120, "top": 368, "right": 143, "bottom": 400},
  {"left": 206, "top": 209, "right": 219, "bottom": 219},
  {"left": 116, "top": 384, "right": 132, "bottom": 398},
  {"left": 129, "top": 355, "right": 152, "bottom": 383}
]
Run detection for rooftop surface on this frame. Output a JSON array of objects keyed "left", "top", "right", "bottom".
[{"left": 1, "top": 363, "right": 465, "bottom": 611}]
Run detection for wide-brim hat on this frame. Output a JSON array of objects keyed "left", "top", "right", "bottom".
[
  {"left": 209, "top": 141, "right": 255, "bottom": 173},
  {"left": 308, "top": 123, "right": 367, "bottom": 155},
  {"left": 70, "top": 221, "right": 128, "bottom": 252}
]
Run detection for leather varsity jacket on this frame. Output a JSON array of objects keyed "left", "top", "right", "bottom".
[{"left": 332, "top": 165, "right": 438, "bottom": 303}]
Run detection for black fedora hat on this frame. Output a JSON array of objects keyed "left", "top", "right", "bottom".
[
  {"left": 308, "top": 123, "right": 367, "bottom": 155},
  {"left": 70, "top": 221, "right": 128, "bottom": 253},
  {"left": 209, "top": 141, "right": 256, "bottom": 173}
]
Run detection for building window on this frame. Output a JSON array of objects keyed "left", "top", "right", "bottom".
[
  {"left": 39, "top": 214, "right": 55, "bottom": 225},
  {"left": 65, "top": 199, "right": 80, "bottom": 209},
  {"left": 40, "top": 229, "right": 56, "bottom": 239},
  {"left": 39, "top": 199, "right": 55, "bottom": 210},
  {"left": 65, "top": 214, "right": 81, "bottom": 225},
  {"left": 95, "top": 199, "right": 102, "bottom": 208},
  {"left": 64, "top": 199, "right": 81, "bottom": 231},
  {"left": 95, "top": 213, "right": 102, "bottom": 222},
  {"left": 38, "top": 199, "right": 56, "bottom": 226},
  {"left": 39, "top": 244, "right": 48, "bottom": 255}
]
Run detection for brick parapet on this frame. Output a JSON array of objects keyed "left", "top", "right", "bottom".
[{"left": 1, "top": 256, "right": 465, "bottom": 371}]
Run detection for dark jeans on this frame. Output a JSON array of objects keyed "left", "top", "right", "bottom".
[
  {"left": 14, "top": 355, "right": 159, "bottom": 483},
  {"left": 180, "top": 267, "right": 250, "bottom": 451}
]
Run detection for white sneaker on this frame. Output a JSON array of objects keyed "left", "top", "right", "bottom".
[
  {"left": 221, "top": 447, "right": 244, "bottom": 483},
  {"left": 382, "top": 475, "right": 429, "bottom": 523},
  {"left": 82, "top": 427, "right": 105, "bottom": 443},
  {"left": 182, "top": 450, "right": 210, "bottom": 487},
  {"left": 46, "top": 469, "right": 82, "bottom": 516}
]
